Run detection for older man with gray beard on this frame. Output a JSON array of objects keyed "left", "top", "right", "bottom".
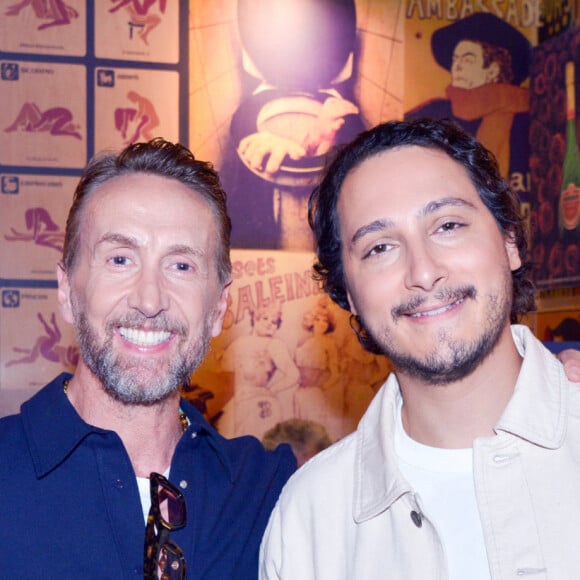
[{"left": 0, "top": 138, "right": 295, "bottom": 579}]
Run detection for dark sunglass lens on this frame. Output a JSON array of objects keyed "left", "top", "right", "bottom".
[{"left": 158, "top": 483, "right": 186, "bottom": 528}]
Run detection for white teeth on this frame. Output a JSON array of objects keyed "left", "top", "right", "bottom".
[
  {"left": 409, "top": 298, "right": 464, "bottom": 318},
  {"left": 119, "top": 327, "right": 171, "bottom": 346}
]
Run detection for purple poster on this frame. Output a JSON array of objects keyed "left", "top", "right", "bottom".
[{"left": 529, "top": 27, "right": 580, "bottom": 289}]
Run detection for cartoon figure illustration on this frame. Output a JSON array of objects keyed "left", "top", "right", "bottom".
[
  {"left": 5, "top": 312, "right": 79, "bottom": 368},
  {"left": 97, "top": 69, "right": 114, "bottom": 87},
  {"left": 1, "top": 175, "right": 19, "bottom": 194},
  {"left": 4, "top": 0, "right": 79, "bottom": 30},
  {"left": 220, "top": 347, "right": 282, "bottom": 439},
  {"left": 5, "top": 103, "right": 82, "bottom": 140},
  {"left": 339, "top": 331, "right": 391, "bottom": 434},
  {"left": 222, "top": 0, "right": 364, "bottom": 249},
  {"left": 4, "top": 207, "right": 65, "bottom": 252},
  {"left": 1, "top": 63, "right": 19, "bottom": 81},
  {"left": 217, "top": 301, "right": 300, "bottom": 438},
  {"left": 114, "top": 90, "right": 160, "bottom": 144},
  {"left": 406, "top": 13, "right": 531, "bottom": 180},
  {"left": 109, "top": 0, "right": 166, "bottom": 45},
  {"left": 294, "top": 297, "right": 343, "bottom": 438}
]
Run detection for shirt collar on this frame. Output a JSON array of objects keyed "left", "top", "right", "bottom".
[
  {"left": 178, "top": 398, "right": 234, "bottom": 481},
  {"left": 22, "top": 373, "right": 233, "bottom": 481},
  {"left": 22, "top": 373, "right": 101, "bottom": 478}
]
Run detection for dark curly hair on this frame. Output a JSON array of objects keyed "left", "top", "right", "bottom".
[
  {"left": 308, "top": 118, "right": 535, "bottom": 351},
  {"left": 62, "top": 138, "right": 232, "bottom": 285}
]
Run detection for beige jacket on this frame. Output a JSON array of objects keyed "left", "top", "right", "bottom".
[{"left": 260, "top": 325, "right": 580, "bottom": 579}]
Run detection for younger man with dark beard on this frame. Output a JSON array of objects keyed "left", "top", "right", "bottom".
[
  {"left": 0, "top": 139, "right": 295, "bottom": 578},
  {"left": 260, "top": 119, "right": 580, "bottom": 579}
]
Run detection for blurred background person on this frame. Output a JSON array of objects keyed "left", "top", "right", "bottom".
[{"left": 263, "top": 418, "right": 332, "bottom": 467}]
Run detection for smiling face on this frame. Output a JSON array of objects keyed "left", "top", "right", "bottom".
[
  {"left": 451, "top": 40, "right": 499, "bottom": 88},
  {"left": 338, "top": 145, "right": 521, "bottom": 385},
  {"left": 57, "top": 173, "right": 229, "bottom": 405}
]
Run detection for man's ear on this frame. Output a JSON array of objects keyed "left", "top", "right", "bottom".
[
  {"left": 57, "top": 263, "right": 74, "bottom": 325},
  {"left": 505, "top": 233, "right": 522, "bottom": 272},
  {"left": 211, "top": 281, "right": 232, "bottom": 338},
  {"left": 486, "top": 61, "right": 500, "bottom": 83},
  {"left": 346, "top": 289, "right": 358, "bottom": 316}
]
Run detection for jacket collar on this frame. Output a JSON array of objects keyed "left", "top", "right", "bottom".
[
  {"left": 22, "top": 373, "right": 232, "bottom": 480},
  {"left": 353, "top": 325, "right": 569, "bottom": 523},
  {"left": 495, "top": 325, "right": 568, "bottom": 449}
]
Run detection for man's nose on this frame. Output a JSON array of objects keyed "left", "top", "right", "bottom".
[
  {"left": 127, "top": 268, "right": 169, "bottom": 317},
  {"left": 403, "top": 242, "right": 448, "bottom": 292}
]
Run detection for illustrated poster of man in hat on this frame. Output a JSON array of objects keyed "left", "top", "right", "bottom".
[{"left": 405, "top": 12, "right": 535, "bottom": 196}]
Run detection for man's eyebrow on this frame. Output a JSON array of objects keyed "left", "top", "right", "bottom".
[
  {"left": 349, "top": 196, "right": 476, "bottom": 246},
  {"left": 96, "top": 233, "right": 139, "bottom": 248},
  {"left": 453, "top": 49, "right": 477, "bottom": 58},
  {"left": 96, "top": 235, "right": 204, "bottom": 258},
  {"left": 419, "top": 196, "right": 476, "bottom": 217},
  {"left": 166, "top": 244, "right": 205, "bottom": 258},
  {"left": 351, "top": 219, "right": 394, "bottom": 246}
]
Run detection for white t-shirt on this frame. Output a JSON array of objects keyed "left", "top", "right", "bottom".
[{"left": 394, "top": 405, "right": 491, "bottom": 580}]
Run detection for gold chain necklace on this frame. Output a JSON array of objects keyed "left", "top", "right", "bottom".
[{"left": 63, "top": 379, "right": 189, "bottom": 433}]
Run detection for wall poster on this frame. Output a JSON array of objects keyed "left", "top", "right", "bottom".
[
  {"left": 189, "top": 0, "right": 405, "bottom": 252},
  {"left": 0, "top": 0, "right": 189, "bottom": 417},
  {"left": 529, "top": 26, "right": 580, "bottom": 289},
  {"left": 404, "top": 3, "right": 539, "bottom": 214},
  {"left": 186, "top": 0, "right": 406, "bottom": 439},
  {"left": 187, "top": 249, "right": 391, "bottom": 443}
]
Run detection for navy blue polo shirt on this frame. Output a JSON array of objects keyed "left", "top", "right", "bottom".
[{"left": 0, "top": 373, "right": 296, "bottom": 579}]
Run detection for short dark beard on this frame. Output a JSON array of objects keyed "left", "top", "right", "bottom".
[
  {"left": 361, "top": 281, "right": 512, "bottom": 385},
  {"left": 385, "top": 319, "right": 504, "bottom": 385}
]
